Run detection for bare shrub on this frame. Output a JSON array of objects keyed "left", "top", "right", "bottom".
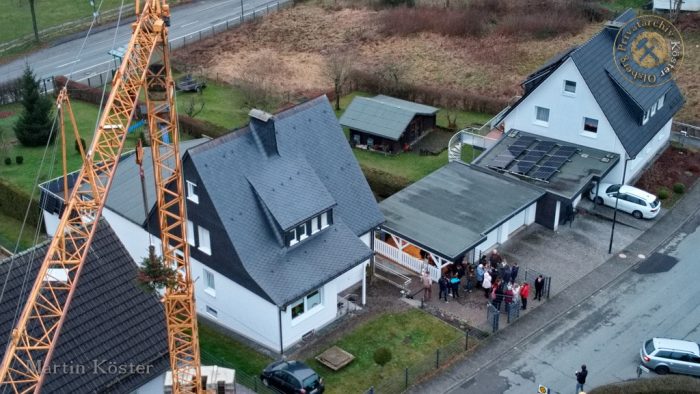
[
  {"left": 233, "top": 51, "right": 287, "bottom": 111},
  {"left": 378, "top": 6, "right": 485, "bottom": 37},
  {"left": 496, "top": 9, "right": 586, "bottom": 39}
]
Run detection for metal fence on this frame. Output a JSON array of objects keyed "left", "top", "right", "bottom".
[
  {"left": 523, "top": 268, "right": 552, "bottom": 301},
  {"left": 363, "top": 330, "right": 475, "bottom": 394},
  {"left": 6, "top": 0, "right": 292, "bottom": 101}
]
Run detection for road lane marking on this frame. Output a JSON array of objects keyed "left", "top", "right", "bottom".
[
  {"left": 180, "top": 21, "right": 199, "bottom": 28},
  {"left": 57, "top": 60, "right": 79, "bottom": 68}
]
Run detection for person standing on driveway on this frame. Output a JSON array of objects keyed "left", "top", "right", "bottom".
[
  {"left": 438, "top": 273, "right": 449, "bottom": 302},
  {"left": 450, "top": 273, "right": 460, "bottom": 299},
  {"left": 520, "top": 282, "right": 530, "bottom": 310},
  {"left": 511, "top": 261, "right": 519, "bottom": 283},
  {"left": 575, "top": 364, "right": 588, "bottom": 393},
  {"left": 476, "top": 263, "right": 485, "bottom": 288},
  {"left": 535, "top": 275, "right": 545, "bottom": 301},
  {"left": 482, "top": 270, "right": 492, "bottom": 298},
  {"left": 421, "top": 270, "right": 432, "bottom": 301}
]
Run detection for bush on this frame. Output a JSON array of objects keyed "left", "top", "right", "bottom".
[
  {"left": 373, "top": 347, "right": 392, "bottom": 366},
  {"left": 657, "top": 187, "right": 670, "bottom": 200},
  {"left": 4, "top": 157, "right": 11, "bottom": 165},
  {"left": 178, "top": 115, "right": 229, "bottom": 139},
  {"left": 75, "top": 138, "right": 86, "bottom": 154},
  {"left": 673, "top": 182, "right": 685, "bottom": 194},
  {"left": 15, "top": 156, "right": 23, "bottom": 165},
  {"left": 360, "top": 164, "right": 411, "bottom": 199},
  {"left": 0, "top": 179, "right": 42, "bottom": 228},
  {"left": 378, "top": 6, "right": 485, "bottom": 37},
  {"left": 53, "top": 75, "right": 106, "bottom": 107}
]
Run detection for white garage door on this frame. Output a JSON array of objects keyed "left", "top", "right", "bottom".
[{"left": 507, "top": 209, "right": 527, "bottom": 236}]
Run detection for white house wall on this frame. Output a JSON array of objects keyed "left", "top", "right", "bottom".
[
  {"left": 131, "top": 372, "right": 166, "bottom": 394},
  {"left": 280, "top": 261, "right": 367, "bottom": 351},
  {"left": 475, "top": 202, "right": 537, "bottom": 257},
  {"left": 611, "top": 119, "right": 672, "bottom": 183},
  {"left": 42, "top": 211, "right": 60, "bottom": 237},
  {"left": 654, "top": 0, "right": 700, "bottom": 10},
  {"left": 525, "top": 204, "right": 537, "bottom": 225},
  {"left": 196, "top": 261, "right": 281, "bottom": 351},
  {"left": 101, "top": 209, "right": 154, "bottom": 263},
  {"left": 503, "top": 58, "right": 623, "bottom": 154}
]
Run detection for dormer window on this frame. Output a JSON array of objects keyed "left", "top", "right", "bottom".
[
  {"left": 287, "top": 210, "right": 333, "bottom": 247},
  {"left": 657, "top": 94, "right": 665, "bottom": 110},
  {"left": 186, "top": 181, "right": 199, "bottom": 204}
]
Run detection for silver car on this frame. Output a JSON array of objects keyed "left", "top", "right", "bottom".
[{"left": 640, "top": 338, "right": 700, "bottom": 376}]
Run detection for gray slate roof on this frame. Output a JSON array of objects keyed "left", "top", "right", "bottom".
[
  {"left": 380, "top": 162, "right": 544, "bottom": 261},
  {"left": 0, "top": 221, "right": 169, "bottom": 393},
  {"left": 247, "top": 155, "right": 336, "bottom": 231},
  {"left": 504, "top": 10, "right": 684, "bottom": 159},
  {"left": 38, "top": 138, "right": 210, "bottom": 225},
  {"left": 339, "top": 95, "right": 438, "bottom": 141},
  {"left": 107, "top": 138, "right": 210, "bottom": 225},
  {"left": 186, "top": 96, "right": 384, "bottom": 307}
]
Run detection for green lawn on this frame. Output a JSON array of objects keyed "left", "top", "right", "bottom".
[
  {"left": 0, "top": 212, "right": 42, "bottom": 252},
  {"left": 436, "top": 109, "right": 493, "bottom": 131},
  {"left": 174, "top": 78, "right": 250, "bottom": 130},
  {"left": 305, "top": 309, "right": 464, "bottom": 394},
  {"left": 0, "top": 0, "right": 125, "bottom": 44},
  {"left": 0, "top": 100, "right": 144, "bottom": 194},
  {"left": 198, "top": 321, "right": 273, "bottom": 377},
  {"left": 601, "top": 0, "right": 649, "bottom": 11}
]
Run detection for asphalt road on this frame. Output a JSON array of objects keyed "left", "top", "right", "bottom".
[
  {"left": 0, "top": 0, "right": 289, "bottom": 85},
  {"left": 449, "top": 212, "right": 700, "bottom": 394}
]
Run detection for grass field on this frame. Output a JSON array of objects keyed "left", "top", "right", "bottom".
[
  {"left": 198, "top": 321, "right": 273, "bottom": 377},
  {"left": 175, "top": 79, "right": 249, "bottom": 130},
  {"left": 0, "top": 212, "right": 42, "bottom": 253},
  {"left": 305, "top": 309, "right": 464, "bottom": 394},
  {"left": 0, "top": 0, "right": 125, "bottom": 44}
]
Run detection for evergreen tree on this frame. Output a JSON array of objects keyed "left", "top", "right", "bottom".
[
  {"left": 137, "top": 246, "right": 177, "bottom": 294},
  {"left": 14, "top": 65, "right": 54, "bottom": 147}
]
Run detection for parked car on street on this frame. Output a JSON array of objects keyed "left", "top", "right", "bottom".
[
  {"left": 588, "top": 183, "right": 660, "bottom": 219},
  {"left": 261, "top": 360, "right": 325, "bottom": 394},
  {"left": 640, "top": 337, "right": 700, "bottom": 376}
]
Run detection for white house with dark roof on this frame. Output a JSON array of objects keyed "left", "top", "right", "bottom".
[
  {"left": 179, "top": 96, "right": 383, "bottom": 353},
  {"left": 498, "top": 10, "right": 684, "bottom": 185},
  {"left": 42, "top": 96, "right": 384, "bottom": 353}
]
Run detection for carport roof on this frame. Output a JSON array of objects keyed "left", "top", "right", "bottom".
[
  {"left": 474, "top": 130, "right": 620, "bottom": 200},
  {"left": 379, "top": 162, "right": 544, "bottom": 261}
]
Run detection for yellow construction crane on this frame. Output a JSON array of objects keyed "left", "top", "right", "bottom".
[{"left": 0, "top": 1, "right": 203, "bottom": 392}]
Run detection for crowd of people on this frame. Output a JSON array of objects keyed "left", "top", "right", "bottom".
[{"left": 422, "top": 249, "right": 546, "bottom": 315}]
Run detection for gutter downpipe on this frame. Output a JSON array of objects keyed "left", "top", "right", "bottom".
[{"left": 279, "top": 307, "right": 284, "bottom": 355}]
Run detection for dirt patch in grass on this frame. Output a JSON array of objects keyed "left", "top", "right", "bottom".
[{"left": 635, "top": 145, "right": 700, "bottom": 207}]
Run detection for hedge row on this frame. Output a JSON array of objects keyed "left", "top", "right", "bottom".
[
  {"left": 0, "top": 180, "right": 41, "bottom": 229},
  {"left": 54, "top": 75, "right": 228, "bottom": 139},
  {"left": 347, "top": 69, "right": 508, "bottom": 115},
  {"left": 360, "top": 164, "right": 411, "bottom": 200}
]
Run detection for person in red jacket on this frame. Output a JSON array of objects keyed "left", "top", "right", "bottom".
[{"left": 520, "top": 282, "right": 530, "bottom": 310}]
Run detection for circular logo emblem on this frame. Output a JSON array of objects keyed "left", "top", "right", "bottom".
[{"left": 613, "top": 15, "right": 684, "bottom": 87}]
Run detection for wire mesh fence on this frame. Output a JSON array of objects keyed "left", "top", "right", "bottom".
[
  {"left": 523, "top": 268, "right": 552, "bottom": 301},
  {"left": 364, "top": 329, "right": 478, "bottom": 394}
]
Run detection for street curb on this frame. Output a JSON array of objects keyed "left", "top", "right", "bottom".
[{"left": 410, "top": 180, "right": 700, "bottom": 393}]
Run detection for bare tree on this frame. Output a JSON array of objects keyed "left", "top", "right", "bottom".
[
  {"left": 184, "top": 94, "right": 205, "bottom": 118},
  {"left": 325, "top": 50, "right": 354, "bottom": 111},
  {"left": 444, "top": 110, "right": 458, "bottom": 131},
  {"left": 376, "top": 57, "right": 408, "bottom": 94},
  {"left": 236, "top": 51, "right": 285, "bottom": 111}
]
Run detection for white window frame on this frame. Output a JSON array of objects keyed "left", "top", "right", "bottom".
[
  {"left": 198, "top": 226, "right": 211, "bottom": 255},
  {"left": 186, "top": 220, "right": 196, "bottom": 246},
  {"left": 320, "top": 212, "right": 329, "bottom": 229},
  {"left": 297, "top": 223, "right": 308, "bottom": 241},
  {"left": 534, "top": 106, "right": 550, "bottom": 126},
  {"left": 291, "top": 289, "right": 323, "bottom": 320},
  {"left": 582, "top": 117, "right": 599, "bottom": 136},
  {"left": 288, "top": 228, "right": 298, "bottom": 246},
  {"left": 311, "top": 216, "right": 321, "bottom": 234},
  {"left": 643, "top": 109, "right": 650, "bottom": 125},
  {"left": 657, "top": 94, "right": 665, "bottom": 110},
  {"left": 205, "top": 305, "right": 218, "bottom": 318},
  {"left": 651, "top": 103, "right": 656, "bottom": 117},
  {"left": 563, "top": 80, "right": 576, "bottom": 95},
  {"left": 204, "top": 269, "right": 215, "bottom": 296},
  {"left": 186, "top": 181, "right": 199, "bottom": 204}
]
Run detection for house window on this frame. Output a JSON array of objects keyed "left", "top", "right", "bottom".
[
  {"left": 206, "top": 305, "right": 218, "bottom": 318},
  {"left": 564, "top": 80, "right": 576, "bottom": 94},
  {"left": 186, "top": 220, "right": 195, "bottom": 246},
  {"left": 198, "top": 226, "right": 211, "bottom": 255},
  {"left": 535, "top": 106, "right": 550, "bottom": 125},
  {"left": 297, "top": 223, "right": 308, "bottom": 241},
  {"left": 657, "top": 94, "right": 665, "bottom": 110},
  {"left": 583, "top": 117, "right": 598, "bottom": 133},
  {"left": 291, "top": 289, "right": 323, "bottom": 319},
  {"left": 311, "top": 216, "right": 321, "bottom": 234},
  {"left": 186, "top": 181, "right": 199, "bottom": 204},
  {"left": 204, "top": 269, "right": 215, "bottom": 294},
  {"left": 643, "top": 109, "right": 650, "bottom": 125},
  {"left": 319, "top": 210, "right": 332, "bottom": 229}
]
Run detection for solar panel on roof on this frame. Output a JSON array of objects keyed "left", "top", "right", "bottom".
[
  {"left": 522, "top": 151, "right": 546, "bottom": 163},
  {"left": 489, "top": 159, "right": 511, "bottom": 169},
  {"left": 553, "top": 146, "right": 578, "bottom": 157},
  {"left": 531, "top": 141, "right": 557, "bottom": 153},
  {"left": 507, "top": 145, "right": 527, "bottom": 157},
  {"left": 541, "top": 156, "right": 568, "bottom": 168},
  {"left": 510, "top": 161, "right": 537, "bottom": 174},
  {"left": 531, "top": 167, "right": 557, "bottom": 181},
  {"left": 512, "top": 136, "right": 536, "bottom": 146}
]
